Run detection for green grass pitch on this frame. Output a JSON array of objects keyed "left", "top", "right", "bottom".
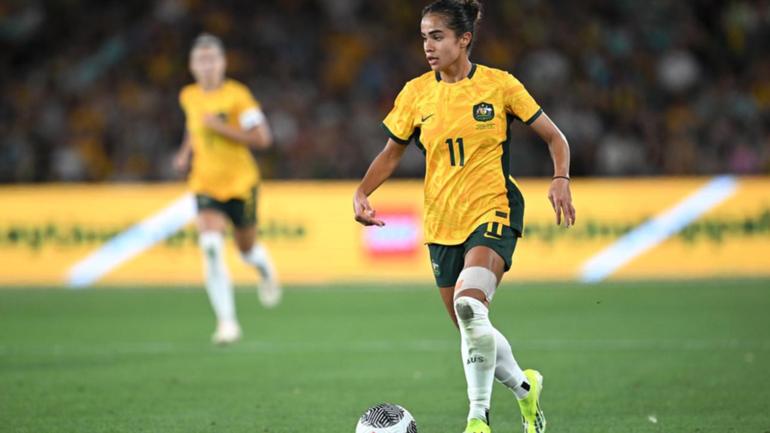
[{"left": 1, "top": 279, "right": 769, "bottom": 433}]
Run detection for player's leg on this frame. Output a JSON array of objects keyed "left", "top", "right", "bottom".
[
  {"left": 462, "top": 225, "right": 545, "bottom": 433},
  {"left": 453, "top": 245, "right": 503, "bottom": 428},
  {"left": 461, "top": 246, "right": 531, "bottom": 393},
  {"left": 230, "top": 186, "right": 281, "bottom": 308},
  {"left": 430, "top": 244, "right": 465, "bottom": 328},
  {"left": 430, "top": 244, "right": 494, "bottom": 432},
  {"left": 234, "top": 226, "right": 281, "bottom": 308},
  {"left": 196, "top": 202, "right": 240, "bottom": 344},
  {"left": 440, "top": 283, "right": 529, "bottom": 398},
  {"left": 234, "top": 227, "right": 278, "bottom": 287}
]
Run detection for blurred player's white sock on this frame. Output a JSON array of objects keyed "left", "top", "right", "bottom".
[
  {"left": 199, "top": 231, "right": 236, "bottom": 323},
  {"left": 493, "top": 327, "right": 531, "bottom": 399},
  {"left": 240, "top": 243, "right": 276, "bottom": 281},
  {"left": 455, "top": 296, "right": 496, "bottom": 423}
]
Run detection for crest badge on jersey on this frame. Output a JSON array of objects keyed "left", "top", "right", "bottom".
[{"left": 473, "top": 102, "right": 495, "bottom": 122}]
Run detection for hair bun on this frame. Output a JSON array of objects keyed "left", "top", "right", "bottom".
[{"left": 462, "top": 0, "right": 482, "bottom": 22}]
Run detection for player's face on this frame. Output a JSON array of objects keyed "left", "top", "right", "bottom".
[
  {"left": 420, "top": 13, "right": 471, "bottom": 71},
  {"left": 190, "top": 46, "right": 226, "bottom": 88}
]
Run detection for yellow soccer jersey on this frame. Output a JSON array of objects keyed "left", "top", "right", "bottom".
[
  {"left": 179, "top": 79, "right": 264, "bottom": 201},
  {"left": 382, "top": 64, "right": 543, "bottom": 245}
]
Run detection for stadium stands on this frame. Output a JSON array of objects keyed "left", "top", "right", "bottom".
[{"left": 1, "top": 0, "right": 768, "bottom": 182}]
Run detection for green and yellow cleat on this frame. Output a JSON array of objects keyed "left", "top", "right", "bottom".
[
  {"left": 462, "top": 418, "right": 491, "bottom": 433},
  {"left": 518, "top": 369, "right": 546, "bottom": 433}
]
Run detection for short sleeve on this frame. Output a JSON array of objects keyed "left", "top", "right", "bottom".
[
  {"left": 236, "top": 86, "right": 265, "bottom": 130},
  {"left": 382, "top": 82, "right": 417, "bottom": 144},
  {"left": 503, "top": 74, "right": 543, "bottom": 125}
]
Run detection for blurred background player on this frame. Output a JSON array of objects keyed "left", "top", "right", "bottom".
[
  {"left": 175, "top": 33, "right": 280, "bottom": 345},
  {"left": 353, "top": 1, "right": 575, "bottom": 432}
]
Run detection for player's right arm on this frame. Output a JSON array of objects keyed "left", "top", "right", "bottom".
[
  {"left": 353, "top": 139, "right": 407, "bottom": 227},
  {"left": 174, "top": 131, "right": 192, "bottom": 173},
  {"left": 354, "top": 80, "right": 417, "bottom": 226}
]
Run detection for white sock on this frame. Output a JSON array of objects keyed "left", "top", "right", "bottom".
[
  {"left": 493, "top": 327, "right": 530, "bottom": 399},
  {"left": 240, "top": 243, "right": 276, "bottom": 281},
  {"left": 199, "top": 231, "right": 236, "bottom": 323},
  {"left": 455, "top": 296, "right": 496, "bottom": 423}
]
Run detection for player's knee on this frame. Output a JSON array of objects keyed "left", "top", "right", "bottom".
[
  {"left": 199, "top": 231, "right": 224, "bottom": 260},
  {"left": 454, "top": 296, "right": 492, "bottom": 341},
  {"left": 454, "top": 266, "right": 498, "bottom": 303},
  {"left": 454, "top": 296, "right": 480, "bottom": 322},
  {"left": 199, "top": 231, "right": 222, "bottom": 247}
]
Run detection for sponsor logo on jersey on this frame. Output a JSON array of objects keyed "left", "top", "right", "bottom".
[{"left": 473, "top": 102, "right": 495, "bottom": 122}]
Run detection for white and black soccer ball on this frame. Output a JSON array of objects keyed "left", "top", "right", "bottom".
[{"left": 355, "top": 403, "right": 417, "bottom": 433}]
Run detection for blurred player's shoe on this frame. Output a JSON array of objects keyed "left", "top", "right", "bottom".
[
  {"left": 462, "top": 418, "right": 491, "bottom": 433},
  {"left": 257, "top": 276, "right": 282, "bottom": 308},
  {"left": 212, "top": 320, "right": 241, "bottom": 345},
  {"left": 518, "top": 369, "right": 545, "bottom": 433}
]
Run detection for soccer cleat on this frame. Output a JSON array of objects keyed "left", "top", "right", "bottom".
[
  {"left": 257, "top": 277, "right": 282, "bottom": 308},
  {"left": 518, "top": 369, "right": 545, "bottom": 433},
  {"left": 462, "top": 418, "right": 491, "bottom": 433},
  {"left": 211, "top": 320, "right": 242, "bottom": 345}
]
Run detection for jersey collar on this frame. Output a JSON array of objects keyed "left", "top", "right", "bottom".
[{"left": 435, "top": 63, "right": 477, "bottom": 82}]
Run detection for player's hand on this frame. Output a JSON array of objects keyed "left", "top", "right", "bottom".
[
  {"left": 353, "top": 189, "right": 385, "bottom": 227},
  {"left": 548, "top": 178, "right": 576, "bottom": 227},
  {"left": 203, "top": 114, "right": 226, "bottom": 132}
]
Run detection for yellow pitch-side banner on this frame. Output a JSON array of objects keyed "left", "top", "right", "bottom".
[{"left": 0, "top": 178, "right": 769, "bottom": 287}]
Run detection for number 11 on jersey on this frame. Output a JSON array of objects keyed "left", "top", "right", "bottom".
[{"left": 446, "top": 137, "right": 465, "bottom": 167}]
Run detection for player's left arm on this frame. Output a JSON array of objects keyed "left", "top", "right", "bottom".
[
  {"left": 203, "top": 111, "right": 273, "bottom": 150},
  {"left": 529, "top": 114, "right": 577, "bottom": 227}
]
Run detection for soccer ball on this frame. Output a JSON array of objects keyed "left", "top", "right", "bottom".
[{"left": 355, "top": 403, "right": 417, "bottom": 433}]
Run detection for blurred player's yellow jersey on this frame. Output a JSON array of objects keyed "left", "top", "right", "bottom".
[
  {"left": 179, "top": 79, "right": 265, "bottom": 201},
  {"left": 382, "top": 64, "right": 543, "bottom": 245}
]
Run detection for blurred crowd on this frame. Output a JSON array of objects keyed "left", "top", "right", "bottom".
[{"left": 1, "top": 0, "right": 769, "bottom": 182}]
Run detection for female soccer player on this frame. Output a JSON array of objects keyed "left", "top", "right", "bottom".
[
  {"left": 353, "top": 1, "right": 575, "bottom": 432},
  {"left": 175, "top": 34, "right": 281, "bottom": 345}
]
